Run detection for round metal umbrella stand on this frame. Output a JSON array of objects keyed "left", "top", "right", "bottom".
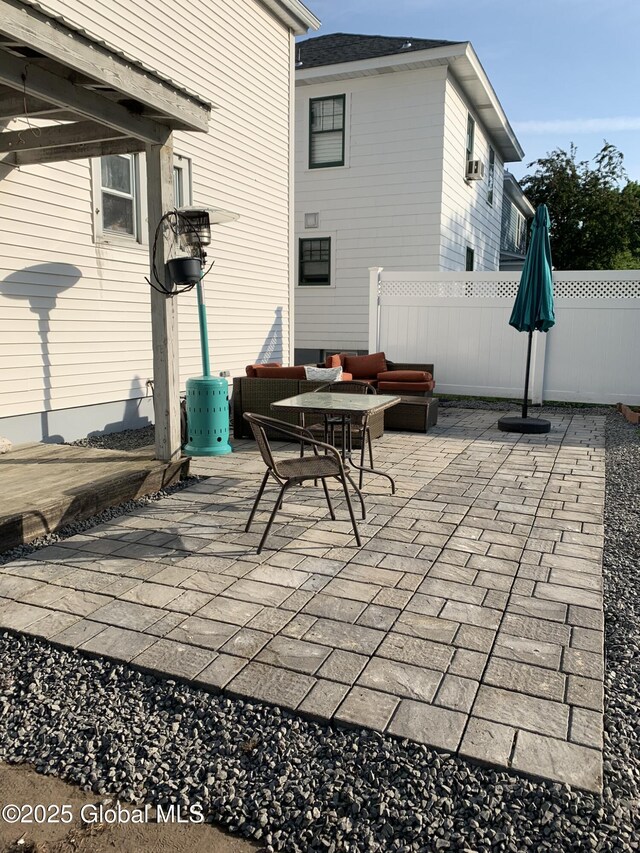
[
  {"left": 498, "top": 331, "right": 551, "bottom": 434},
  {"left": 498, "top": 204, "right": 554, "bottom": 435},
  {"left": 498, "top": 416, "right": 550, "bottom": 433}
]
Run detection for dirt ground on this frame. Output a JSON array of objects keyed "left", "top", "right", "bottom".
[{"left": 0, "top": 763, "right": 259, "bottom": 853}]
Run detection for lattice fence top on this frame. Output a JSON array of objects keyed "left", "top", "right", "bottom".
[
  {"left": 379, "top": 276, "right": 640, "bottom": 299},
  {"left": 380, "top": 280, "right": 518, "bottom": 298},
  {"left": 553, "top": 279, "right": 640, "bottom": 298}
]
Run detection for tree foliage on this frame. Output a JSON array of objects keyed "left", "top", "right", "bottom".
[{"left": 520, "top": 142, "right": 640, "bottom": 270}]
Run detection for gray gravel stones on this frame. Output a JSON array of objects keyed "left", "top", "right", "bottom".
[
  {"left": 602, "top": 412, "right": 640, "bottom": 809},
  {"left": 68, "top": 425, "right": 156, "bottom": 451},
  {"left": 0, "top": 413, "right": 639, "bottom": 851},
  {"left": 0, "top": 627, "right": 635, "bottom": 853}
]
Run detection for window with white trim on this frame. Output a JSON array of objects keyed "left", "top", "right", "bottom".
[
  {"left": 299, "top": 237, "right": 331, "bottom": 286},
  {"left": 173, "top": 154, "right": 193, "bottom": 207},
  {"left": 465, "top": 246, "right": 475, "bottom": 271},
  {"left": 487, "top": 146, "right": 495, "bottom": 205},
  {"left": 309, "top": 95, "right": 345, "bottom": 168},
  {"left": 93, "top": 153, "right": 193, "bottom": 244},
  {"left": 465, "top": 114, "right": 475, "bottom": 174},
  {"left": 100, "top": 153, "right": 140, "bottom": 239}
]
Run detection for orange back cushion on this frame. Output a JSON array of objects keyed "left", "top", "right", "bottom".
[
  {"left": 344, "top": 352, "right": 387, "bottom": 379},
  {"left": 253, "top": 366, "right": 306, "bottom": 379},
  {"left": 246, "top": 362, "right": 280, "bottom": 377},
  {"left": 324, "top": 353, "right": 348, "bottom": 369}
]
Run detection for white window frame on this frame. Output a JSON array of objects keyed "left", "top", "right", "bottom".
[
  {"left": 296, "top": 232, "right": 337, "bottom": 288},
  {"left": 91, "top": 153, "right": 146, "bottom": 247},
  {"left": 91, "top": 152, "right": 193, "bottom": 247},
  {"left": 173, "top": 154, "right": 193, "bottom": 207},
  {"left": 487, "top": 146, "right": 495, "bottom": 206},
  {"left": 465, "top": 246, "right": 475, "bottom": 271},
  {"left": 465, "top": 113, "right": 475, "bottom": 180}
]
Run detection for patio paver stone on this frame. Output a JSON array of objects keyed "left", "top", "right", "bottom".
[{"left": 0, "top": 410, "right": 606, "bottom": 793}]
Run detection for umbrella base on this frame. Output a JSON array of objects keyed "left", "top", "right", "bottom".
[{"left": 498, "top": 416, "right": 551, "bottom": 434}]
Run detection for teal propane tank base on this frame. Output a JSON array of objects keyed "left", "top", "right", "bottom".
[{"left": 183, "top": 375, "right": 232, "bottom": 456}]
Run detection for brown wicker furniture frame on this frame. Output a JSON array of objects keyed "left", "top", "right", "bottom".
[{"left": 384, "top": 396, "right": 439, "bottom": 432}]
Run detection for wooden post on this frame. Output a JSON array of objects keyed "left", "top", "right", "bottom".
[{"left": 146, "top": 138, "right": 181, "bottom": 462}]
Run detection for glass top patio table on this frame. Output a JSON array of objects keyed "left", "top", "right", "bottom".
[
  {"left": 271, "top": 392, "right": 400, "bottom": 495},
  {"left": 271, "top": 392, "right": 400, "bottom": 417}
]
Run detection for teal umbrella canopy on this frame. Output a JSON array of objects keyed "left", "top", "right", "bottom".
[{"left": 509, "top": 204, "right": 555, "bottom": 333}]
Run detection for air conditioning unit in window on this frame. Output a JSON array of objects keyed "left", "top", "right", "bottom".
[{"left": 466, "top": 160, "right": 485, "bottom": 180}]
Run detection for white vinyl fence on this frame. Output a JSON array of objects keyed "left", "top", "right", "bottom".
[{"left": 368, "top": 268, "right": 640, "bottom": 405}]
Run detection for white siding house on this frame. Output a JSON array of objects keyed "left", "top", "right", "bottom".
[
  {"left": 0, "top": 0, "right": 319, "bottom": 444},
  {"left": 294, "top": 34, "right": 524, "bottom": 362},
  {"left": 500, "top": 171, "right": 536, "bottom": 270}
]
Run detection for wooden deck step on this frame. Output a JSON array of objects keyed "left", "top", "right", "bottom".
[{"left": 0, "top": 443, "right": 190, "bottom": 553}]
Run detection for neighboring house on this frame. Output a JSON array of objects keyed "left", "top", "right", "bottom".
[
  {"left": 500, "top": 171, "right": 535, "bottom": 270},
  {"left": 0, "top": 0, "right": 319, "bottom": 444},
  {"left": 294, "top": 33, "right": 525, "bottom": 363}
]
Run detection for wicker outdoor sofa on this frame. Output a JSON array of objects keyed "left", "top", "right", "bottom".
[{"left": 232, "top": 357, "right": 436, "bottom": 439}]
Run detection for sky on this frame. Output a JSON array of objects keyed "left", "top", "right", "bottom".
[{"left": 300, "top": 0, "right": 640, "bottom": 184}]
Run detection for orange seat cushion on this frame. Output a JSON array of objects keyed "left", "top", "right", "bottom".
[
  {"left": 344, "top": 352, "right": 387, "bottom": 379},
  {"left": 246, "top": 362, "right": 281, "bottom": 377},
  {"left": 377, "top": 369, "right": 433, "bottom": 383},
  {"left": 253, "top": 366, "right": 306, "bottom": 379},
  {"left": 378, "top": 380, "right": 436, "bottom": 393}
]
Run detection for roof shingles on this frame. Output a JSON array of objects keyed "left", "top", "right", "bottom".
[{"left": 296, "top": 32, "right": 462, "bottom": 69}]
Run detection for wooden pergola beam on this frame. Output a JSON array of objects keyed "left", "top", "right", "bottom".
[
  {"left": 1, "top": 136, "right": 146, "bottom": 166},
  {"left": 0, "top": 49, "right": 170, "bottom": 143},
  {"left": 0, "top": 0, "right": 210, "bottom": 132},
  {"left": 0, "top": 93, "right": 64, "bottom": 118},
  {"left": 0, "top": 120, "right": 124, "bottom": 153}
]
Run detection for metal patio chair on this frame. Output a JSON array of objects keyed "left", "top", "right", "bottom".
[{"left": 243, "top": 412, "right": 362, "bottom": 553}]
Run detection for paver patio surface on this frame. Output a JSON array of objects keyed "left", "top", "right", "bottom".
[{"left": 0, "top": 410, "right": 606, "bottom": 792}]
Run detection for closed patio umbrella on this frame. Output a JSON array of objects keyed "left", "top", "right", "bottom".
[{"left": 498, "top": 203, "right": 555, "bottom": 434}]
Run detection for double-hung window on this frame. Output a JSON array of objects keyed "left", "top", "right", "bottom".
[
  {"left": 299, "top": 238, "right": 331, "bottom": 286},
  {"left": 94, "top": 153, "right": 193, "bottom": 244},
  {"left": 173, "top": 154, "right": 193, "bottom": 207},
  {"left": 487, "top": 146, "right": 495, "bottom": 205},
  {"left": 309, "top": 95, "right": 345, "bottom": 168},
  {"left": 465, "top": 247, "right": 475, "bottom": 271},
  {"left": 100, "top": 154, "right": 139, "bottom": 239},
  {"left": 465, "top": 114, "right": 475, "bottom": 173}
]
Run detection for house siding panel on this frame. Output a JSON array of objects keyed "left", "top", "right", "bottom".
[
  {"left": 0, "top": 0, "right": 294, "bottom": 435},
  {"left": 439, "top": 75, "right": 504, "bottom": 271},
  {"left": 295, "top": 67, "right": 448, "bottom": 353}
]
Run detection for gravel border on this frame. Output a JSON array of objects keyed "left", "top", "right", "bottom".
[
  {"left": 437, "top": 398, "right": 610, "bottom": 416},
  {"left": 67, "top": 424, "right": 156, "bottom": 451},
  {"left": 0, "top": 413, "right": 639, "bottom": 852}
]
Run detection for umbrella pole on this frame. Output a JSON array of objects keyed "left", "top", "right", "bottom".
[{"left": 522, "top": 330, "right": 533, "bottom": 419}]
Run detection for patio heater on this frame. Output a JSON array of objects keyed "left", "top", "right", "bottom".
[{"left": 163, "top": 206, "right": 239, "bottom": 456}]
